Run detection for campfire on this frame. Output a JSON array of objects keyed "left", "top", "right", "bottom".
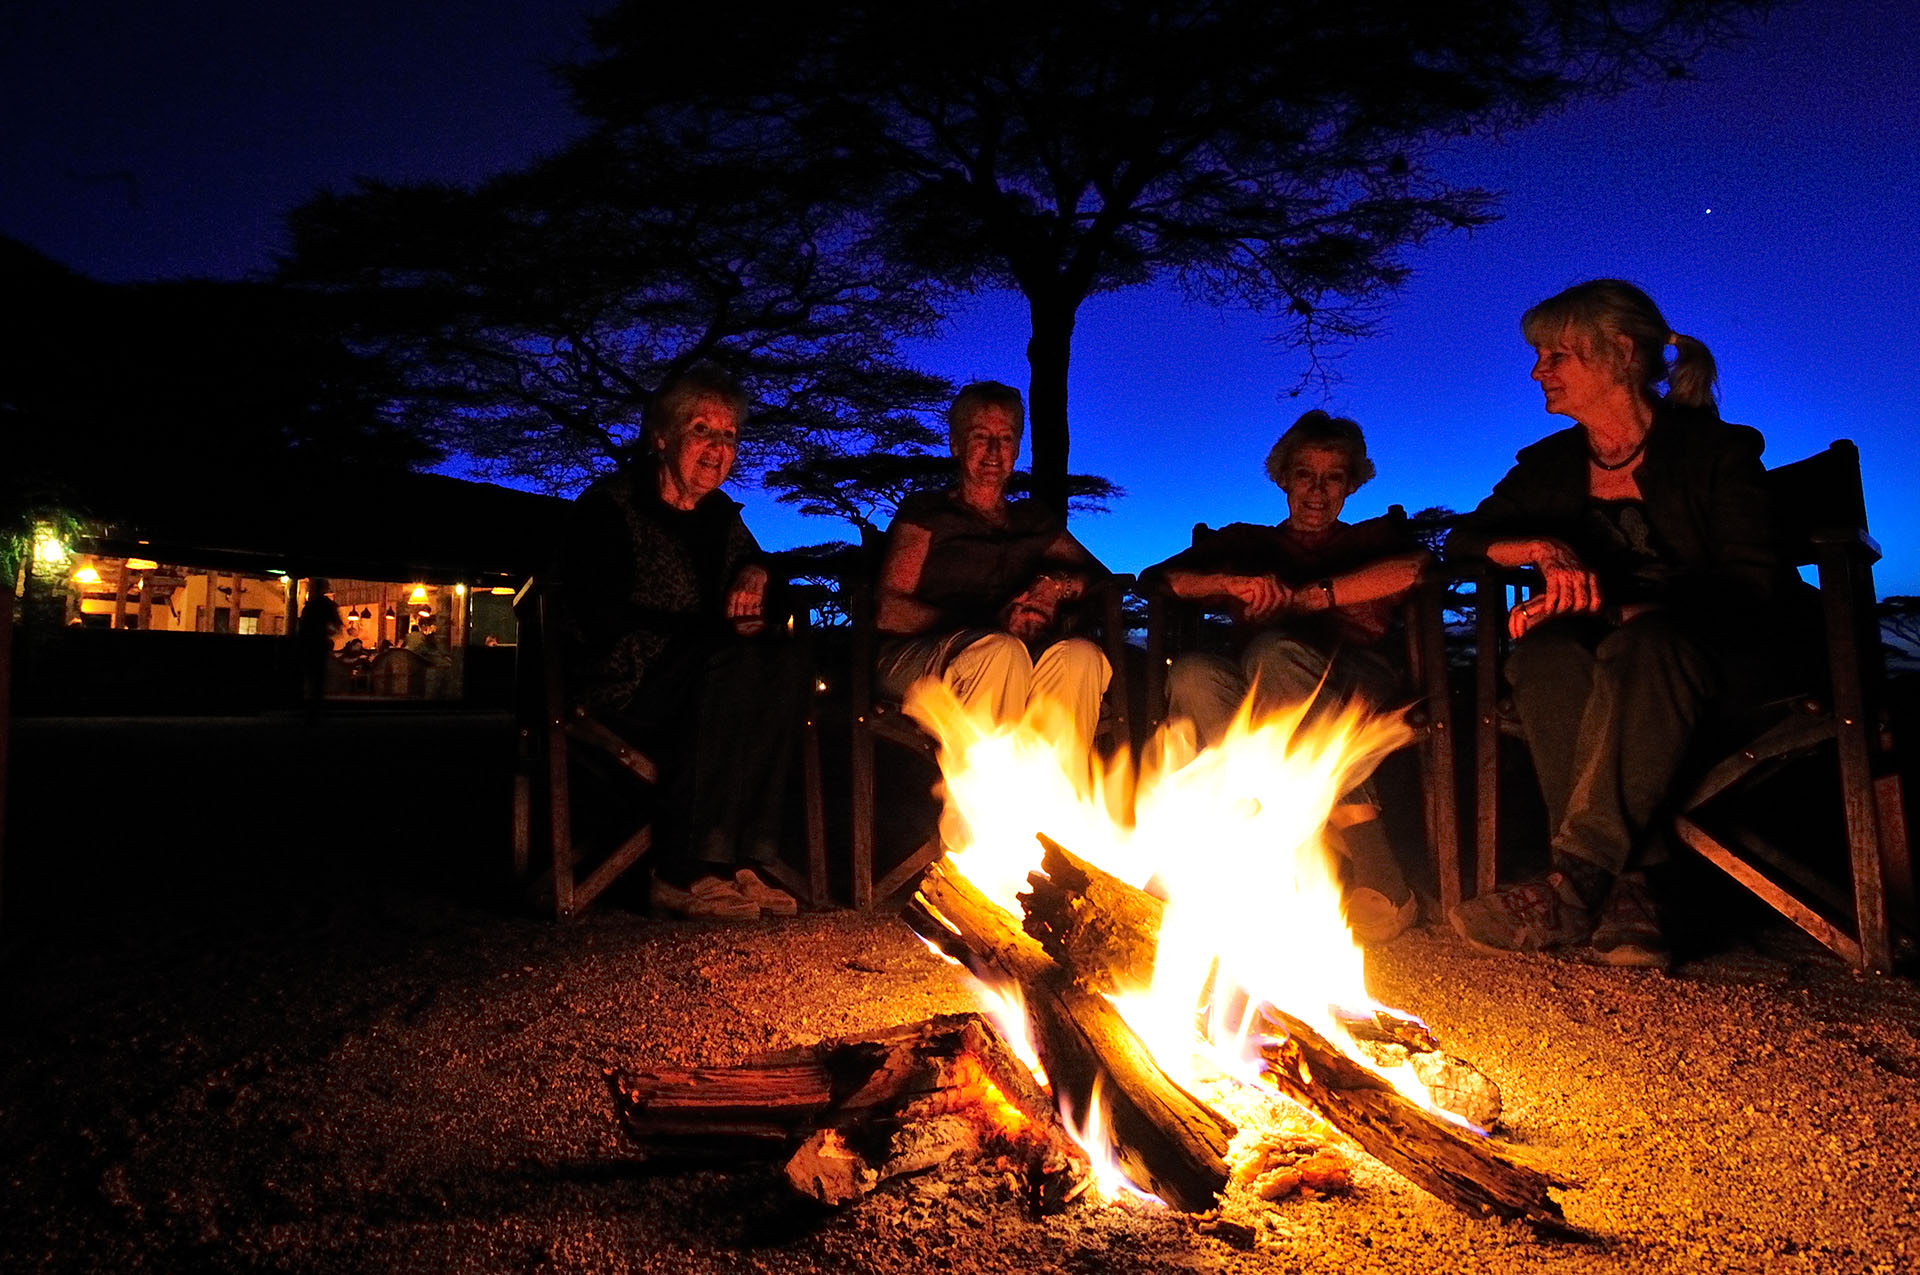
[{"left": 612, "top": 685, "right": 1571, "bottom": 1232}]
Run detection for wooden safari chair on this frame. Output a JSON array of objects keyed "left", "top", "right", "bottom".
[
  {"left": 509, "top": 575, "right": 829, "bottom": 921},
  {"left": 846, "top": 528, "right": 1136, "bottom": 912},
  {"left": 1463, "top": 440, "right": 1913, "bottom": 972},
  {"left": 1140, "top": 506, "right": 1463, "bottom": 910}
]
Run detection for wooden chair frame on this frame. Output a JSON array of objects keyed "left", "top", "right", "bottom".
[
  {"left": 510, "top": 575, "right": 829, "bottom": 921},
  {"left": 1464, "top": 440, "right": 1912, "bottom": 971},
  {"left": 846, "top": 543, "right": 1136, "bottom": 913},
  {"left": 1139, "top": 512, "right": 1462, "bottom": 911}
]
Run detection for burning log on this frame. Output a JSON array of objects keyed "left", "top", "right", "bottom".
[
  {"left": 608, "top": 1012, "right": 1090, "bottom": 1209},
  {"left": 1257, "top": 1004, "right": 1571, "bottom": 1231},
  {"left": 1018, "top": 834, "right": 1570, "bottom": 1230},
  {"left": 1023, "top": 834, "right": 1498, "bottom": 1124},
  {"left": 905, "top": 857, "right": 1238, "bottom": 1212}
]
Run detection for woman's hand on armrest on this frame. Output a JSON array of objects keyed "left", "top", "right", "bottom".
[
  {"left": 1487, "top": 538, "right": 1603, "bottom": 637},
  {"left": 726, "top": 564, "right": 769, "bottom": 635}
]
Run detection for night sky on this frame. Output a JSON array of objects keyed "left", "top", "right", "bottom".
[{"left": 5, "top": 0, "right": 1915, "bottom": 593}]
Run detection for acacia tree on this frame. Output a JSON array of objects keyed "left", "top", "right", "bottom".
[
  {"left": 280, "top": 133, "right": 955, "bottom": 499},
  {"left": 571, "top": 0, "right": 1759, "bottom": 515}
]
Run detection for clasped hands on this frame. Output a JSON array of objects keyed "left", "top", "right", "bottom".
[{"left": 1002, "top": 572, "right": 1086, "bottom": 640}]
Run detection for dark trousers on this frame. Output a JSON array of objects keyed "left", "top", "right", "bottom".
[
  {"left": 1506, "top": 612, "right": 1725, "bottom": 877},
  {"left": 609, "top": 634, "right": 809, "bottom": 880}
]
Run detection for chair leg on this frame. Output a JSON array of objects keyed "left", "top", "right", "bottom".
[
  {"left": 547, "top": 714, "right": 576, "bottom": 921},
  {"left": 1875, "top": 771, "right": 1914, "bottom": 937},
  {"left": 511, "top": 770, "right": 531, "bottom": 879},
  {"left": 851, "top": 720, "right": 876, "bottom": 912},
  {"left": 804, "top": 711, "right": 829, "bottom": 906},
  {"left": 1472, "top": 578, "right": 1504, "bottom": 898}
]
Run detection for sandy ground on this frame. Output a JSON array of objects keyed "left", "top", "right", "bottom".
[{"left": 5, "top": 875, "right": 1920, "bottom": 1274}]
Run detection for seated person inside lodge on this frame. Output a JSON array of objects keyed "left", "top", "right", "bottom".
[
  {"left": 1445, "top": 279, "right": 1808, "bottom": 971},
  {"left": 560, "top": 362, "right": 808, "bottom": 921},
  {"left": 1141, "top": 409, "right": 1430, "bottom": 945},
  {"left": 874, "top": 380, "right": 1112, "bottom": 749}
]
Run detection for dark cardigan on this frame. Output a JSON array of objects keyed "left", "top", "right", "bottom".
[{"left": 1449, "top": 403, "right": 1800, "bottom": 634}]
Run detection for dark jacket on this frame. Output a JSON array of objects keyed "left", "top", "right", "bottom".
[
  {"left": 1449, "top": 403, "right": 1800, "bottom": 634},
  {"left": 560, "top": 457, "right": 763, "bottom": 712}
]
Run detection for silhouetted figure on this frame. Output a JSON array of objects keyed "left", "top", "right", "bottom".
[{"left": 297, "top": 578, "right": 344, "bottom": 718}]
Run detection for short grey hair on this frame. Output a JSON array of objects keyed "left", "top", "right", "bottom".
[
  {"left": 644, "top": 361, "right": 751, "bottom": 449},
  {"left": 1265, "top": 409, "right": 1374, "bottom": 491},
  {"left": 945, "top": 381, "right": 1025, "bottom": 453}
]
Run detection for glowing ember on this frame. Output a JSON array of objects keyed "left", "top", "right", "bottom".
[{"left": 906, "top": 674, "right": 1465, "bottom": 1194}]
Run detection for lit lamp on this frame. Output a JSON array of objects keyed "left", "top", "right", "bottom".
[
  {"left": 409, "top": 585, "right": 428, "bottom": 604},
  {"left": 31, "top": 528, "right": 67, "bottom": 565},
  {"left": 453, "top": 583, "right": 467, "bottom": 598},
  {"left": 72, "top": 565, "right": 102, "bottom": 585}
]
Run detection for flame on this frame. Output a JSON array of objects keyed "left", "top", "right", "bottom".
[{"left": 907, "top": 670, "right": 1464, "bottom": 1191}]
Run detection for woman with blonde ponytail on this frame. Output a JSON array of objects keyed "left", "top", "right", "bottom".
[{"left": 1446, "top": 280, "right": 1806, "bottom": 969}]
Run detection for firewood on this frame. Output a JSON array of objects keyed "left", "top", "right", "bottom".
[
  {"left": 1259, "top": 1004, "right": 1571, "bottom": 1231},
  {"left": 906, "top": 857, "right": 1237, "bottom": 1212},
  {"left": 1023, "top": 833, "right": 1501, "bottom": 1128},
  {"left": 1016, "top": 835, "right": 1567, "bottom": 1230},
  {"left": 608, "top": 1012, "right": 1089, "bottom": 1209}
]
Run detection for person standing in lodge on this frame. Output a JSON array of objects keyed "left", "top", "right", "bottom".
[
  {"left": 1140, "top": 410, "right": 1430, "bottom": 945},
  {"left": 874, "top": 381, "right": 1111, "bottom": 748},
  {"left": 1446, "top": 279, "right": 1805, "bottom": 970},
  {"left": 561, "top": 362, "right": 807, "bottom": 920},
  {"left": 297, "top": 577, "right": 344, "bottom": 714}
]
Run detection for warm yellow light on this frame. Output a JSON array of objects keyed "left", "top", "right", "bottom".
[
  {"left": 489, "top": 586, "right": 516, "bottom": 596},
  {"left": 125, "top": 557, "right": 159, "bottom": 571},
  {"left": 32, "top": 529, "right": 67, "bottom": 565},
  {"left": 72, "top": 566, "right": 102, "bottom": 585},
  {"left": 454, "top": 584, "right": 467, "bottom": 597},
  {"left": 409, "top": 585, "right": 429, "bottom": 603}
]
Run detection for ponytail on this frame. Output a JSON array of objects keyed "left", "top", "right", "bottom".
[{"left": 1664, "top": 332, "right": 1719, "bottom": 413}]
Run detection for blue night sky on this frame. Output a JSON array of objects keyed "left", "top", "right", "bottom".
[{"left": 4, "top": 1, "right": 1916, "bottom": 593}]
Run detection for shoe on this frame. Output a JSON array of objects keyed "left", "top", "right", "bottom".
[
  {"left": 650, "top": 874, "right": 760, "bottom": 920},
  {"left": 1448, "top": 872, "right": 1594, "bottom": 954},
  {"left": 733, "top": 868, "right": 799, "bottom": 917},
  {"left": 1344, "top": 887, "right": 1417, "bottom": 946},
  {"left": 1581, "top": 873, "right": 1670, "bottom": 970}
]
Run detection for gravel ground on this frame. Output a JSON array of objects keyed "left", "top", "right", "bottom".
[{"left": 5, "top": 879, "right": 1920, "bottom": 1275}]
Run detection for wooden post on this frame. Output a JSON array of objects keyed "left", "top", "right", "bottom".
[
  {"left": 112, "top": 559, "right": 129, "bottom": 630},
  {"left": 0, "top": 580, "right": 13, "bottom": 932}
]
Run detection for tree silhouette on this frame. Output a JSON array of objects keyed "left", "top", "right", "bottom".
[
  {"left": 570, "top": 0, "right": 1761, "bottom": 515},
  {"left": 280, "top": 134, "right": 954, "bottom": 500}
]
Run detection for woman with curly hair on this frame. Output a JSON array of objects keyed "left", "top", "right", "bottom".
[{"left": 1142, "top": 409, "right": 1432, "bottom": 943}]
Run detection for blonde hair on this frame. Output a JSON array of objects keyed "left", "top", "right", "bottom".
[
  {"left": 1521, "top": 279, "right": 1718, "bottom": 411},
  {"left": 1265, "top": 409, "right": 1374, "bottom": 491}
]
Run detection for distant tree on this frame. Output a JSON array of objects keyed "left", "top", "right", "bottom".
[
  {"left": 1881, "top": 597, "right": 1920, "bottom": 667},
  {"left": 279, "top": 135, "right": 954, "bottom": 501},
  {"left": 571, "top": 0, "right": 1762, "bottom": 516}
]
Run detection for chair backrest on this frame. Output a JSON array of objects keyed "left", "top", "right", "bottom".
[{"left": 1764, "top": 440, "right": 1870, "bottom": 567}]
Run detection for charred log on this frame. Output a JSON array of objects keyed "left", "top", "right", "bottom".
[
  {"left": 607, "top": 1012, "right": 1089, "bottom": 1209},
  {"left": 906, "top": 857, "right": 1236, "bottom": 1212}
]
